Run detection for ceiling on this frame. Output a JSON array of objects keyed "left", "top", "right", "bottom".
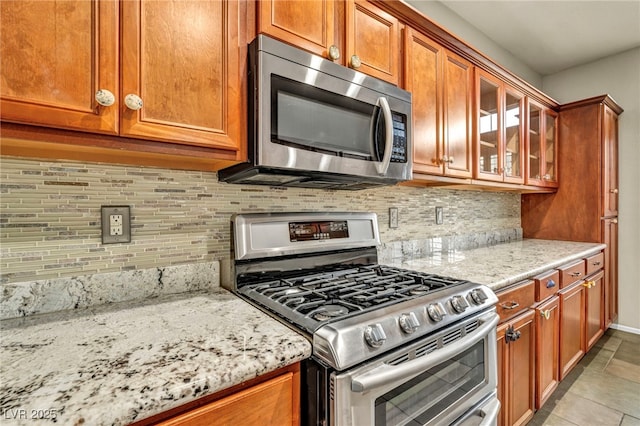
[{"left": 434, "top": 0, "right": 640, "bottom": 75}]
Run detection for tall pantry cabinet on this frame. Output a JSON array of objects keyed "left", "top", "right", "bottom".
[{"left": 522, "top": 95, "right": 622, "bottom": 327}]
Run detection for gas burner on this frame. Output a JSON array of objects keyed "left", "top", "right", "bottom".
[
  {"left": 311, "top": 304, "right": 350, "bottom": 321},
  {"left": 409, "top": 285, "right": 431, "bottom": 296}
]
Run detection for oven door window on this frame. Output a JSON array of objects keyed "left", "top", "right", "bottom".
[
  {"left": 271, "top": 75, "right": 387, "bottom": 161},
  {"left": 375, "top": 340, "right": 486, "bottom": 426}
]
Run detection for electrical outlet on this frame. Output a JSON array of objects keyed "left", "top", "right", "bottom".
[
  {"left": 101, "top": 206, "right": 131, "bottom": 244},
  {"left": 436, "top": 207, "right": 444, "bottom": 225},
  {"left": 389, "top": 207, "right": 399, "bottom": 228},
  {"left": 109, "top": 214, "right": 123, "bottom": 236}
]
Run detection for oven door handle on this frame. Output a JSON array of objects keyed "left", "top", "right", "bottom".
[{"left": 351, "top": 312, "right": 499, "bottom": 393}]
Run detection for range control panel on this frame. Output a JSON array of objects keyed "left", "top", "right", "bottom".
[{"left": 289, "top": 220, "right": 349, "bottom": 242}]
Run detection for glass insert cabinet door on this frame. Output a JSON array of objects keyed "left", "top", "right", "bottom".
[
  {"left": 478, "top": 77, "right": 500, "bottom": 176},
  {"left": 527, "top": 100, "right": 558, "bottom": 187},
  {"left": 475, "top": 69, "right": 525, "bottom": 184},
  {"left": 504, "top": 88, "right": 524, "bottom": 182}
]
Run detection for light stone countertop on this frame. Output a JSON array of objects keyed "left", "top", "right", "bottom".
[
  {"left": 0, "top": 238, "right": 605, "bottom": 425},
  {"left": 388, "top": 238, "right": 606, "bottom": 291},
  {"left": 0, "top": 288, "right": 312, "bottom": 426}
]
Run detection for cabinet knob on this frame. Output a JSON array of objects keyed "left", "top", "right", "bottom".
[
  {"left": 448, "top": 156, "right": 455, "bottom": 164},
  {"left": 543, "top": 174, "right": 551, "bottom": 180},
  {"left": 610, "top": 188, "right": 619, "bottom": 194},
  {"left": 350, "top": 54, "right": 362, "bottom": 69},
  {"left": 328, "top": 45, "right": 340, "bottom": 61},
  {"left": 582, "top": 280, "right": 595, "bottom": 289},
  {"left": 124, "top": 94, "right": 143, "bottom": 111},
  {"left": 95, "top": 89, "right": 115, "bottom": 107},
  {"left": 612, "top": 218, "right": 618, "bottom": 224},
  {"left": 540, "top": 310, "right": 551, "bottom": 320},
  {"left": 506, "top": 326, "right": 521, "bottom": 342}
]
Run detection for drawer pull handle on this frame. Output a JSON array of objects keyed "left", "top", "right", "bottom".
[
  {"left": 500, "top": 301, "right": 520, "bottom": 310},
  {"left": 546, "top": 279, "right": 556, "bottom": 289},
  {"left": 540, "top": 310, "right": 551, "bottom": 320},
  {"left": 570, "top": 272, "right": 582, "bottom": 277},
  {"left": 582, "top": 280, "right": 596, "bottom": 289},
  {"left": 592, "top": 261, "right": 602, "bottom": 266}
]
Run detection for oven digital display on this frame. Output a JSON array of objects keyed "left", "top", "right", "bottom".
[{"left": 289, "top": 221, "right": 349, "bottom": 242}]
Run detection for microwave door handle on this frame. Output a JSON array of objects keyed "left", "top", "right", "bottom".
[
  {"left": 350, "top": 312, "right": 499, "bottom": 393},
  {"left": 373, "top": 96, "right": 393, "bottom": 176}
]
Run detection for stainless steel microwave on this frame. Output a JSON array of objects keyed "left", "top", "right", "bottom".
[{"left": 218, "top": 35, "right": 412, "bottom": 190}]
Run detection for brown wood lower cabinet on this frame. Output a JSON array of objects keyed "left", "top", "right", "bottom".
[
  {"left": 585, "top": 270, "right": 605, "bottom": 351},
  {"left": 497, "top": 309, "right": 535, "bottom": 426},
  {"left": 558, "top": 281, "right": 586, "bottom": 380},
  {"left": 534, "top": 295, "right": 560, "bottom": 409},
  {"left": 132, "top": 364, "right": 301, "bottom": 426}
]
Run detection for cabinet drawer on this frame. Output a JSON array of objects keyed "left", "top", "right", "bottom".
[
  {"left": 534, "top": 270, "right": 559, "bottom": 302},
  {"left": 585, "top": 251, "right": 604, "bottom": 276},
  {"left": 559, "top": 260, "right": 586, "bottom": 289},
  {"left": 496, "top": 280, "right": 535, "bottom": 322}
]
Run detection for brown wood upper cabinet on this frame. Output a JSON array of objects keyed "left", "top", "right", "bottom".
[
  {"left": 258, "top": 0, "right": 400, "bottom": 85},
  {"left": 526, "top": 100, "right": 558, "bottom": 188},
  {"left": 346, "top": 0, "right": 401, "bottom": 85},
  {"left": 257, "top": 0, "right": 337, "bottom": 60},
  {"left": 1, "top": 1, "right": 118, "bottom": 135},
  {"left": 405, "top": 28, "right": 473, "bottom": 179},
  {"left": 1, "top": 0, "right": 243, "bottom": 153},
  {"left": 474, "top": 70, "right": 525, "bottom": 184}
]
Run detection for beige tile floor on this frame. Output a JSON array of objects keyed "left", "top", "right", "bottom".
[{"left": 529, "top": 328, "right": 640, "bottom": 426}]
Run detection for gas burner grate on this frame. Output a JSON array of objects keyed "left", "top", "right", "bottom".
[{"left": 239, "top": 263, "right": 471, "bottom": 324}]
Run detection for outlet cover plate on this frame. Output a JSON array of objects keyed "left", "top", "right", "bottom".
[
  {"left": 436, "top": 207, "right": 444, "bottom": 225},
  {"left": 389, "top": 207, "right": 399, "bottom": 228},
  {"left": 101, "top": 206, "right": 131, "bottom": 244}
]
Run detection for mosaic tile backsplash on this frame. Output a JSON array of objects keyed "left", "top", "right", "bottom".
[{"left": 0, "top": 157, "right": 521, "bottom": 284}]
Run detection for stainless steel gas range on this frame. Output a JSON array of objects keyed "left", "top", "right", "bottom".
[{"left": 229, "top": 212, "right": 500, "bottom": 426}]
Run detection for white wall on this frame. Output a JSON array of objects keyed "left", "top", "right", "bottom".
[
  {"left": 543, "top": 47, "right": 640, "bottom": 331},
  {"left": 405, "top": 0, "right": 543, "bottom": 88}
]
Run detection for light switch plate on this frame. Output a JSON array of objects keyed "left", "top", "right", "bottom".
[{"left": 101, "top": 206, "right": 131, "bottom": 244}]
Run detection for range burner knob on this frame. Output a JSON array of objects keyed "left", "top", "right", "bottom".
[
  {"left": 450, "top": 295, "right": 470, "bottom": 313},
  {"left": 399, "top": 312, "right": 420, "bottom": 334},
  {"left": 364, "top": 323, "right": 387, "bottom": 348},
  {"left": 427, "top": 303, "right": 447, "bottom": 322},
  {"left": 470, "top": 288, "right": 488, "bottom": 305}
]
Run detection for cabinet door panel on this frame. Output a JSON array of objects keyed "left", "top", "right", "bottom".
[
  {"left": 258, "top": 0, "right": 335, "bottom": 59},
  {"left": 603, "top": 219, "right": 618, "bottom": 326},
  {"left": 476, "top": 73, "right": 502, "bottom": 181},
  {"left": 404, "top": 28, "right": 442, "bottom": 175},
  {"left": 535, "top": 296, "right": 560, "bottom": 409},
  {"left": 159, "top": 372, "right": 295, "bottom": 425},
  {"left": 585, "top": 270, "right": 605, "bottom": 350},
  {"left": 503, "top": 86, "right": 525, "bottom": 184},
  {"left": 121, "top": 0, "right": 241, "bottom": 150},
  {"left": 346, "top": 0, "right": 399, "bottom": 85},
  {"left": 603, "top": 106, "right": 619, "bottom": 216},
  {"left": 0, "top": 0, "right": 118, "bottom": 134},
  {"left": 509, "top": 310, "right": 535, "bottom": 426},
  {"left": 443, "top": 52, "right": 473, "bottom": 178},
  {"left": 559, "top": 283, "right": 585, "bottom": 379}
]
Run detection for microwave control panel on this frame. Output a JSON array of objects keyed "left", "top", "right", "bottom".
[{"left": 391, "top": 113, "right": 408, "bottom": 163}]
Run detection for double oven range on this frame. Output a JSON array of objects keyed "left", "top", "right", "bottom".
[{"left": 229, "top": 212, "right": 500, "bottom": 426}]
